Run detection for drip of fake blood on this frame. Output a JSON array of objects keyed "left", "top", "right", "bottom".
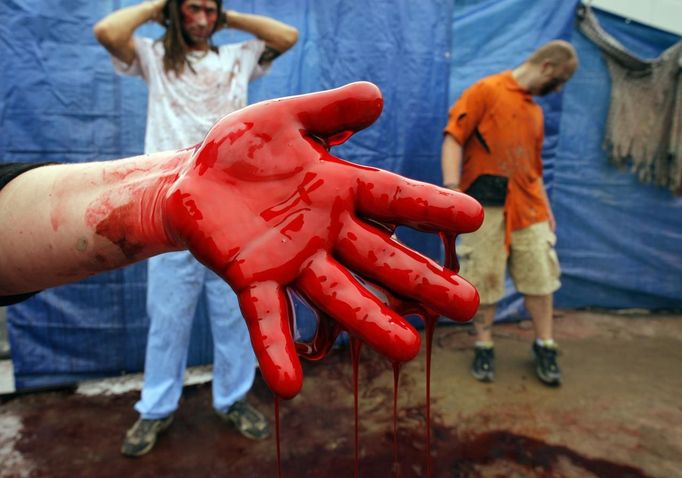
[
  {"left": 392, "top": 361, "right": 402, "bottom": 477},
  {"left": 350, "top": 336, "right": 363, "bottom": 478},
  {"left": 439, "top": 231, "right": 460, "bottom": 273},
  {"left": 275, "top": 396, "right": 282, "bottom": 478},
  {"left": 423, "top": 313, "right": 438, "bottom": 478},
  {"left": 366, "top": 279, "right": 441, "bottom": 477},
  {"left": 420, "top": 232, "right": 460, "bottom": 477}
]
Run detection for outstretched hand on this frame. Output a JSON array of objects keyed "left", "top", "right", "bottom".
[{"left": 163, "top": 82, "right": 483, "bottom": 398}]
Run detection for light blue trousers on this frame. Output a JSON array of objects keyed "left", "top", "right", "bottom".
[{"left": 135, "top": 251, "right": 256, "bottom": 419}]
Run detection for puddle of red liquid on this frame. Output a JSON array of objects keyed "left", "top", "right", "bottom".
[{"left": 6, "top": 348, "right": 650, "bottom": 478}]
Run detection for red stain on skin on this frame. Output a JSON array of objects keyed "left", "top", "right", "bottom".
[
  {"left": 279, "top": 213, "right": 306, "bottom": 240},
  {"left": 84, "top": 153, "right": 186, "bottom": 264},
  {"left": 104, "top": 166, "right": 153, "bottom": 182},
  {"left": 260, "top": 172, "right": 323, "bottom": 222},
  {"left": 50, "top": 174, "right": 72, "bottom": 232},
  {"left": 86, "top": 187, "right": 152, "bottom": 262},
  {"left": 195, "top": 122, "right": 253, "bottom": 175},
  {"left": 51, "top": 209, "right": 64, "bottom": 232},
  {"left": 180, "top": 0, "right": 219, "bottom": 45},
  {"left": 95, "top": 203, "right": 146, "bottom": 259}
]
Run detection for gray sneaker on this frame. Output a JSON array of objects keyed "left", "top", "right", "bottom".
[
  {"left": 533, "top": 342, "right": 562, "bottom": 386},
  {"left": 216, "top": 400, "right": 271, "bottom": 440},
  {"left": 121, "top": 415, "right": 174, "bottom": 457},
  {"left": 471, "top": 345, "right": 495, "bottom": 382}
]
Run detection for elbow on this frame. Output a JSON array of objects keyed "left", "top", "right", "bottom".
[
  {"left": 280, "top": 26, "right": 299, "bottom": 52},
  {"left": 93, "top": 21, "right": 110, "bottom": 45},
  {"left": 445, "top": 133, "right": 463, "bottom": 150},
  {"left": 288, "top": 27, "right": 300, "bottom": 48},
  {"left": 93, "top": 20, "right": 124, "bottom": 50}
]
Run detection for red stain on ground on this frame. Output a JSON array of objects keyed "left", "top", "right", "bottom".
[{"left": 2, "top": 341, "right": 652, "bottom": 478}]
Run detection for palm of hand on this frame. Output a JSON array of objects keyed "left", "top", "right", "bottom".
[{"left": 165, "top": 83, "right": 483, "bottom": 398}]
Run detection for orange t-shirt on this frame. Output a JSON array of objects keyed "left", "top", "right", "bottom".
[{"left": 443, "top": 71, "right": 549, "bottom": 244}]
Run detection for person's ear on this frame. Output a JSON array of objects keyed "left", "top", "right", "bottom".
[{"left": 541, "top": 60, "right": 556, "bottom": 77}]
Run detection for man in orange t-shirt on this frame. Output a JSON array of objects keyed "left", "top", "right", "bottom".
[{"left": 441, "top": 40, "right": 578, "bottom": 386}]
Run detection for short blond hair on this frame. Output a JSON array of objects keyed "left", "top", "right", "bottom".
[{"left": 527, "top": 40, "right": 577, "bottom": 66}]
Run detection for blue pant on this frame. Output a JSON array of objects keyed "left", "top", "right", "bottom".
[{"left": 135, "top": 251, "right": 256, "bottom": 419}]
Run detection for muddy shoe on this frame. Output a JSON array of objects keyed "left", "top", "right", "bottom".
[
  {"left": 471, "top": 345, "right": 495, "bottom": 382},
  {"left": 533, "top": 342, "right": 561, "bottom": 386},
  {"left": 217, "top": 400, "right": 271, "bottom": 440},
  {"left": 121, "top": 415, "right": 174, "bottom": 457}
]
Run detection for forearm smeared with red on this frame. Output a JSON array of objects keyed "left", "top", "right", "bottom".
[{"left": 0, "top": 151, "right": 188, "bottom": 296}]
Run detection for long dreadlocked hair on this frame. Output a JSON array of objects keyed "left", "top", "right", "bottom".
[{"left": 159, "top": 0, "right": 225, "bottom": 76}]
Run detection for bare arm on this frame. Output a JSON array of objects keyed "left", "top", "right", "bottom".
[
  {"left": 0, "top": 151, "right": 187, "bottom": 296},
  {"left": 224, "top": 10, "right": 298, "bottom": 61},
  {"left": 441, "top": 134, "right": 464, "bottom": 191},
  {"left": 93, "top": 0, "right": 165, "bottom": 65},
  {"left": 535, "top": 126, "right": 555, "bottom": 232},
  {"left": 538, "top": 177, "right": 556, "bottom": 232}
]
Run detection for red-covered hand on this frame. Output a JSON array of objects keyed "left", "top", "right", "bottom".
[{"left": 163, "top": 82, "right": 483, "bottom": 398}]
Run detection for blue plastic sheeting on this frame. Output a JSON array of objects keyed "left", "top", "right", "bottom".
[
  {"left": 2, "top": 0, "right": 453, "bottom": 388},
  {"left": 553, "top": 11, "right": 682, "bottom": 309},
  {"left": 2, "top": 1, "right": 681, "bottom": 389}
]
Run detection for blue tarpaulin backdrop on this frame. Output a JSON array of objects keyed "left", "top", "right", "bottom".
[{"left": 2, "top": 0, "right": 681, "bottom": 388}]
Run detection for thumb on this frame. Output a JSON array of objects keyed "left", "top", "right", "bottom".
[{"left": 273, "top": 81, "right": 383, "bottom": 147}]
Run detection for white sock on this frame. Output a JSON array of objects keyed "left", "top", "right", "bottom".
[{"left": 536, "top": 338, "right": 556, "bottom": 348}]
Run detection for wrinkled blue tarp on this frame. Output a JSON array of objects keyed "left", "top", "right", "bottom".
[{"left": 1, "top": 0, "right": 680, "bottom": 388}]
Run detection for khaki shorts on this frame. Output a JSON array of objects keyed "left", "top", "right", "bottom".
[{"left": 458, "top": 207, "right": 561, "bottom": 305}]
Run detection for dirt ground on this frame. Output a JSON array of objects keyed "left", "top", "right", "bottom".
[{"left": 1, "top": 310, "right": 681, "bottom": 478}]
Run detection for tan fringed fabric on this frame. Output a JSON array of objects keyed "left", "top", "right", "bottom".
[{"left": 577, "top": 5, "right": 682, "bottom": 194}]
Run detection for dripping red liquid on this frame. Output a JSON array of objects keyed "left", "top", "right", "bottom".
[
  {"left": 275, "top": 396, "right": 282, "bottom": 478},
  {"left": 350, "top": 336, "right": 362, "bottom": 478},
  {"left": 423, "top": 314, "right": 437, "bottom": 478},
  {"left": 392, "top": 361, "right": 401, "bottom": 477}
]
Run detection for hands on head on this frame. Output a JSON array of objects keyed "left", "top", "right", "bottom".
[
  {"left": 0, "top": 82, "right": 482, "bottom": 398},
  {"left": 159, "top": 82, "right": 483, "bottom": 398}
]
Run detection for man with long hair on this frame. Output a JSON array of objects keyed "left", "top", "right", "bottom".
[{"left": 94, "top": 0, "right": 298, "bottom": 457}]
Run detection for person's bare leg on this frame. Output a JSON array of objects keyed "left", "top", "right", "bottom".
[
  {"left": 525, "top": 294, "right": 561, "bottom": 385},
  {"left": 471, "top": 304, "right": 496, "bottom": 382},
  {"left": 473, "top": 304, "right": 496, "bottom": 343},
  {"left": 524, "top": 294, "right": 553, "bottom": 341}
]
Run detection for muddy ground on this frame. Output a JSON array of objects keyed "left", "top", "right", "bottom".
[{"left": 1, "top": 310, "right": 681, "bottom": 478}]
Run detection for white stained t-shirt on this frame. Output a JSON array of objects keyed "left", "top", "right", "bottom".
[{"left": 114, "top": 36, "right": 268, "bottom": 153}]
